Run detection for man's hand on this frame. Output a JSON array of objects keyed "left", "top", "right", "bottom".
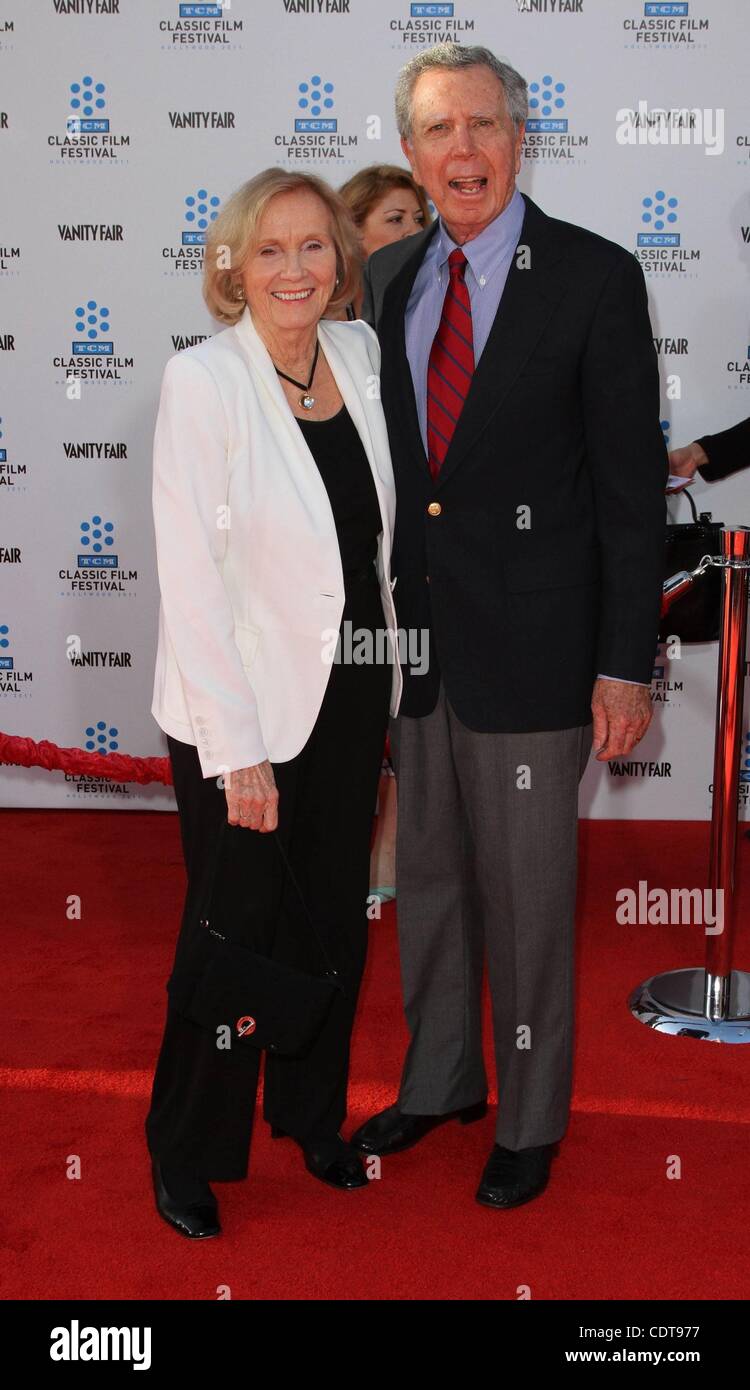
[
  {"left": 591, "top": 678, "right": 652, "bottom": 761},
  {"left": 668, "top": 440, "right": 708, "bottom": 481},
  {"left": 225, "top": 760, "right": 279, "bottom": 831}
]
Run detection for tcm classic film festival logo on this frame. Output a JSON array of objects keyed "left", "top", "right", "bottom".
[
  {"left": 651, "top": 641, "right": 684, "bottom": 709},
  {"left": 64, "top": 715, "right": 133, "bottom": 800},
  {"left": 622, "top": 1, "right": 711, "bottom": 49},
  {"left": 162, "top": 187, "right": 222, "bottom": 278},
  {"left": 706, "top": 732, "right": 750, "bottom": 814},
  {"left": 158, "top": 0, "right": 244, "bottom": 49},
  {"left": 523, "top": 74, "right": 588, "bottom": 166},
  {"left": 727, "top": 340, "right": 750, "bottom": 393},
  {"left": 53, "top": 301, "right": 134, "bottom": 387},
  {"left": 0, "top": 621, "right": 32, "bottom": 701},
  {"left": 0, "top": 233, "right": 19, "bottom": 276},
  {"left": 632, "top": 190, "right": 702, "bottom": 280},
  {"left": 59, "top": 513, "right": 138, "bottom": 598},
  {"left": 385, "top": 3, "right": 477, "bottom": 49},
  {"left": 274, "top": 73, "right": 361, "bottom": 167},
  {"left": 48, "top": 74, "right": 129, "bottom": 165}
]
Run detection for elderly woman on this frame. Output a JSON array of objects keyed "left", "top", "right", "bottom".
[{"left": 144, "top": 169, "right": 402, "bottom": 1239}]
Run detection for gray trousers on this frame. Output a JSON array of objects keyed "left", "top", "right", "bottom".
[{"left": 389, "top": 680, "right": 593, "bottom": 1150}]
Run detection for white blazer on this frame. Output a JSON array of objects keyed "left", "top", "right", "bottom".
[{"left": 151, "top": 305, "right": 402, "bottom": 779}]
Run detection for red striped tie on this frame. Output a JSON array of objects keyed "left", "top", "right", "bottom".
[{"left": 426, "top": 248, "right": 475, "bottom": 481}]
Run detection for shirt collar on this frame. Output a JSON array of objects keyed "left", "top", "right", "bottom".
[{"left": 434, "top": 186, "right": 525, "bottom": 290}]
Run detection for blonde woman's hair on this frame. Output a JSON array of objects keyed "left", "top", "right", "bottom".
[{"left": 203, "top": 168, "right": 363, "bottom": 325}]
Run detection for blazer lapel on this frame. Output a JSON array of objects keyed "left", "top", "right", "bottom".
[
  {"left": 232, "top": 305, "right": 397, "bottom": 572},
  {"left": 379, "top": 222, "right": 439, "bottom": 483},
  {"left": 434, "top": 196, "right": 566, "bottom": 488},
  {"left": 233, "top": 304, "right": 339, "bottom": 531}
]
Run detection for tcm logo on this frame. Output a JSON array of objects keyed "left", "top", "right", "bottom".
[
  {"left": 83, "top": 721, "right": 120, "bottom": 754},
  {"left": 638, "top": 190, "right": 680, "bottom": 247},
  {"left": 526, "top": 74, "right": 567, "bottom": 133},
  {"left": 183, "top": 187, "right": 221, "bottom": 245},
  {"left": 72, "top": 300, "right": 112, "bottom": 356},
  {"left": 67, "top": 74, "right": 108, "bottom": 134},
  {"left": 78, "top": 514, "right": 117, "bottom": 568},
  {"left": 295, "top": 73, "right": 336, "bottom": 132},
  {"left": 644, "top": 3, "right": 689, "bottom": 14}
]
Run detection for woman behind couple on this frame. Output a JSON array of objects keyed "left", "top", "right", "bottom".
[{"left": 144, "top": 168, "right": 405, "bottom": 1238}]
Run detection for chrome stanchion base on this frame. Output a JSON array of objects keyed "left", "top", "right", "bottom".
[{"left": 629, "top": 967, "right": 750, "bottom": 1042}]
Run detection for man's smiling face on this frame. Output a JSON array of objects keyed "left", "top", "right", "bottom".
[{"left": 400, "top": 64, "right": 525, "bottom": 245}]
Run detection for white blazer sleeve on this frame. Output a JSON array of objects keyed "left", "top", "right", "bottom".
[{"left": 152, "top": 351, "right": 269, "bottom": 778}]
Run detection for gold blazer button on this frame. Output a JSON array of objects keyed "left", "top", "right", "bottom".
[{"left": 427, "top": 502, "right": 442, "bottom": 517}]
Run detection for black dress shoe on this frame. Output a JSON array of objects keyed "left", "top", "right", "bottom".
[
  {"left": 349, "top": 1098, "right": 487, "bottom": 1156},
  {"left": 475, "top": 1142, "right": 557, "bottom": 1210},
  {"left": 151, "top": 1155, "right": 221, "bottom": 1238},
  {"left": 270, "top": 1126, "right": 368, "bottom": 1190}
]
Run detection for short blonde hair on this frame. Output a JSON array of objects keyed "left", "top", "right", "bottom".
[{"left": 203, "top": 168, "right": 363, "bottom": 325}]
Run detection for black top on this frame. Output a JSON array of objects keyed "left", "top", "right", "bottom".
[
  {"left": 296, "top": 402, "right": 383, "bottom": 576},
  {"left": 696, "top": 416, "right": 750, "bottom": 483}
]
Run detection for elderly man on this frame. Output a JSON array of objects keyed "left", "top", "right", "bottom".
[{"left": 351, "top": 43, "right": 667, "bottom": 1208}]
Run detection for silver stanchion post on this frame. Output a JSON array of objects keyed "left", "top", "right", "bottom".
[{"left": 629, "top": 526, "right": 750, "bottom": 1041}]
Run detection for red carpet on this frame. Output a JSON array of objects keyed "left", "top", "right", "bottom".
[{"left": 2, "top": 809, "right": 750, "bottom": 1301}]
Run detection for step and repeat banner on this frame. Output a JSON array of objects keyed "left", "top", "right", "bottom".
[{"left": 1, "top": 0, "right": 749, "bottom": 816}]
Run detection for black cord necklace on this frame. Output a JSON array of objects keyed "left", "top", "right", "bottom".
[{"left": 272, "top": 340, "right": 320, "bottom": 411}]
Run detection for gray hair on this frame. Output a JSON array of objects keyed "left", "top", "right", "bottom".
[{"left": 394, "top": 43, "right": 528, "bottom": 143}]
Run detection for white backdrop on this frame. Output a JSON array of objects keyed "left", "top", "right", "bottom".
[{"left": 1, "top": 0, "right": 749, "bottom": 816}]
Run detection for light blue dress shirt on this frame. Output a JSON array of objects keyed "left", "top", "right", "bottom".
[
  {"left": 401, "top": 185, "right": 645, "bottom": 692},
  {"left": 405, "top": 186, "right": 526, "bottom": 456}
]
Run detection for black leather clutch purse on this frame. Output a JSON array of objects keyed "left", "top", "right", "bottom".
[
  {"left": 167, "top": 821, "right": 343, "bottom": 1059},
  {"left": 659, "top": 490, "right": 723, "bottom": 644}
]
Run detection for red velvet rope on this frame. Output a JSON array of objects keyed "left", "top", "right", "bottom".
[
  {"left": 0, "top": 729, "right": 391, "bottom": 787},
  {"left": 0, "top": 730, "right": 173, "bottom": 786}
]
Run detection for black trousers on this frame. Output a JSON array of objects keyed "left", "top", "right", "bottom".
[{"left": 144, "top": 568, "right": 391, "bottom": 1180}]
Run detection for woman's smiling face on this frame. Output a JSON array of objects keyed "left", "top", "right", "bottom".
[{"left": 241, "top": 188, "right": 339, "bottom": 333}]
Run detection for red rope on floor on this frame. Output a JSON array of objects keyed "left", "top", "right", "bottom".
[{"left": 0, "top": 730, "right": 172, "bottom": 786}]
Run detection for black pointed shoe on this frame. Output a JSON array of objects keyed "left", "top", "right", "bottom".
[
  {"left": 270, "top": 1126, "right": 368, "bottom": 1190},
  {"left": 475, "top": 1142, "right": 557, "bottom": 1210},
  {"left": 349, "top": 1099, "right": 487, "bottom": 1156},
  {"left": 151, "top": 1155, "right": 221, "bottom": 1238}
]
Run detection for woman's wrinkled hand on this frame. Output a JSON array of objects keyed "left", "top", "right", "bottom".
[{"left": 225, "top": 760, "right": 279, "bottom": 831}]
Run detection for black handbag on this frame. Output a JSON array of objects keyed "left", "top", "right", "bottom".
[
  {"left": 166, "top": 821, "right": 344, "bottom": 1059},
  {"left": 659, "top": 489, "right": 723, "bottom": 644}
]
